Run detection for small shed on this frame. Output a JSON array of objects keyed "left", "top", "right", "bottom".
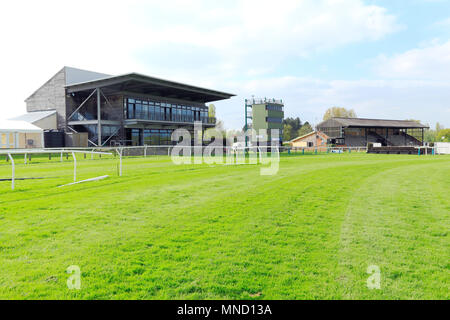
[
  {"left": 0, "top": 120, "right": 44, "bottom": 149},
  {"left": 289, "top": 131, "right": 329, "bottom": 148}
]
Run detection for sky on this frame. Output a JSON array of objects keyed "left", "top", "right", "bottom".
[{"left": 0, "top": 0, "right": 449, "bottom": 129}]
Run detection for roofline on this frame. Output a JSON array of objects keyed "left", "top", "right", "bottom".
[
  {"left": 10, "top": 110, "right": 57, "bottom": 123},
  {"left": 317, "top": 117, "right": 429, "bottom": 129},
  {"left": 31, "top": 110, "right": 57, "bottom": 123},
  {"left": 332, "top": 116, "right": 425, "bottom": 123},
  {"left": 65, "top": 72, "right": 236, "bottom": 100},
  {"left": 289, "top": 130, "right": 329, "bottom": 143},
  {"left": 25, "top": 67, "right": 66, "bottom": 102}
]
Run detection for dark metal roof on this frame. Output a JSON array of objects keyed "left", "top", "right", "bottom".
[
  {"left": 65, "top": 72, "right": 235, "bottom": 103},
  {"left": 317, "top": 117, "right": 429, "bottom": 129}
]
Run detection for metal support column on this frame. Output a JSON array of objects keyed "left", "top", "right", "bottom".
[
  {"left": 97, "top": 88, "right": 102, "bottom": 147},
  {"left": 244, "top": 99, "right": 248, "bottom": 148},
  {"left": 422, "top": 128, "right": 424, "bottom": 146}
]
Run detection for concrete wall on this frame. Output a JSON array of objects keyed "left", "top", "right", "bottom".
[
  {"left": 65, "top": 132, "right": 89, "bottom": 147},
  {"left": 0, "top": 132, "right": 43, "bottom": 149},
  {"left": 26, "top": 68, "right": 66, "bottom": 130},
  {"left": 17, "top": 132, "right": 44, "bottom": 148},
  {"left": 252, "top": 104, "right": 268, "bottom": 130},
  {"left": 435, "top": 142, "right": 450, "bottom": 155},
  {"left": 252, "top": 104, "right": 284, "bottom": 131},
  {"left": 33, "top": 113, "right": 58, "bottom": 130}
]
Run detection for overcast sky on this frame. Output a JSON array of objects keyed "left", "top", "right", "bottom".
[{"left": 1, "top": 0, "right": 449, "bottom": 129}]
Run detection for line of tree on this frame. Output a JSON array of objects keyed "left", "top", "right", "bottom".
[
  {"left": 425, "top": 122, "right": 450, "bottom": 143},
  {"left": 282, "top": 117, "right": 313, "bottom": 141},
  {"left": 323, "top": 106, "right": 357, "bottom": 121}
]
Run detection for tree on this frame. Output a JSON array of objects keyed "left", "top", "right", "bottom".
[
  {"left": 208, "top": 104, "right": 216, "bottom": 118},
  {"left": 283, "top": 124, "right": 294, "bottom": 142},
  {"left": 283, "top": 117, "right": 302, "bottom": 133},
  {"left": 323, "top": 107, "right": 357, "bottom": 121},
  {"left": 283, "top": 117, "right": 302, "bottom": 141},
  {"left": 436, "top": 128, "right": 450, "bottom": 142},
  {"left": 424, "top": 129, "right": 437, "bottom": 143},
  {"left": 423, "top": 123, "right": 447, "bottom": 143},
  {"left": 297, "top": 122, "right": 314, "bottom": 137},
  {"left": 204, "top": 119, "right": 225, "bottom": 141}
]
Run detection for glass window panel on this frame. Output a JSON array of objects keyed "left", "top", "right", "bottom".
[
  {"left": 128, "top": 103, "right": 135, "bottom": 119},
  {"left": 132, "top": 129, "right": 141, "bottom": 146},
  {"left": 135, "top": 103, "right": 142, "bottom": 119}
]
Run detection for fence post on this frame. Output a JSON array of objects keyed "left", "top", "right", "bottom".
[
  {"left": 8, "top": 153, "right": 14, "bottom": 190},
  {"left": 72, "top": 152, "right": 77, "bottom": 182}
]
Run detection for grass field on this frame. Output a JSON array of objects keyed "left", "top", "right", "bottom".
[{"left": 0, "top": 152, "right": 448, "bottom": 300}]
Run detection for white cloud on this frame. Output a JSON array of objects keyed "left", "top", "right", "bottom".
[
  {"left": 434, "top": 17, "right": 450, "bottom": 27},
  {"left": 374, "top": 40, "right": 450, "bottom": 80},
  {"left": 0, "top": 0, "right": 399, "bottom": 120},
  {"left": 135, "top": 0, "right": 400, "bottom": 78}
]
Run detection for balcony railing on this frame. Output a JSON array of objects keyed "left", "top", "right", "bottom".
[
  {"left": 246, "top": 98, "right": 283, "bottom": 105},
  {"left": 126, "top": 115, "right": 216, "bottom": 125}
]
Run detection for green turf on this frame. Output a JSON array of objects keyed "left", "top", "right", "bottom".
[{"left": 0, "top": 153, "right": 448, "bottom": 300}]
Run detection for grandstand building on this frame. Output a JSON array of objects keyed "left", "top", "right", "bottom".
[
  {"left": 21, "top": 67, "right": 235, "bottom": 147},
  {"left": 316, "top": 118, "right": 429, "bottom": 147}
]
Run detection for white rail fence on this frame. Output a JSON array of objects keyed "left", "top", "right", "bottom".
[{"left": 0, "top": 149, "right": 114, "bottom": 191}]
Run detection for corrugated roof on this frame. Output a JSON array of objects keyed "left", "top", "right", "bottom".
[
  {"left": 10, "top": 110, "right": 56, "bottom": 123},
  {"left": 0, "top": 120, "right": 43, "bottom": 132},
  {"left": 317, "top": 117, "right": 429, "bottom": 129}
]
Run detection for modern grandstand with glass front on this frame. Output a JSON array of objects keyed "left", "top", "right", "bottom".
[{"left": 23, "top": 67, "right": 235, "bottom": 147}]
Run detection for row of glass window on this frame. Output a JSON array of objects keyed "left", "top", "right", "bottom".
[
  {"left": 266, "top": 117, "right": 283, "bottom": 123},
  {"left": 266, "top": 104, "right": 284, "bottom": 112},
  {"left": 125, "top": 98, "right": 209, "bottom": 123},
  {"left": 130, "top": 129, "right": 174, "bottom": 146}
]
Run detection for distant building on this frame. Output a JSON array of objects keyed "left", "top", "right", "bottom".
[
  {"left": 0, "top": 120, "right": 44, "bottom": 149},
  {"left": 21, "top": 67, "right": 234, "bottom": 147},
  {"left": 289, "top": 131, "right": 328, "bottom": 148},
  {"left": 246, "top": 98, "right": 284, "bottom": 145},
  {"left": 316, "top": 117, "right": 429, "bottom": 147}
]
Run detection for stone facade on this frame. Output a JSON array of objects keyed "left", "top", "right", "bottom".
[{"left": 25, "top": 68, "right": 67, "bottom": 130}]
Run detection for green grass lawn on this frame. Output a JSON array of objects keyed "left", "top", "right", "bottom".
[{"left": 0, "top": 153, "right": 448, "bottom": 300}]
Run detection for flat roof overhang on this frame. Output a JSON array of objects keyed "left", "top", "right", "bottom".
[{"left": 65, "top": 73, "right": 235, "bottom": 103}]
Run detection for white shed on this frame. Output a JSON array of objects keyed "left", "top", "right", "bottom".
[{"left": 0, "top": 120, "right": 44, "bottom": 149}]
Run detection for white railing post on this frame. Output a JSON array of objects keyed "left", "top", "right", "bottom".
[
  {"left": 72, "top": 152, "right": 77, "bottom": 182},
  {"left": 8, "top": 153, "right": 14, "bottom": 190},
  {"left": 116, "top": 148, "right": 123, "bottom": 177}
]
